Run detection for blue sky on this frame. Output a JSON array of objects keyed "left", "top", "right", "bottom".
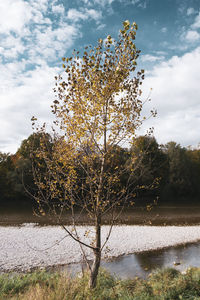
[{"left": 1, "top": 0, "right": 200, "bottom": 153}]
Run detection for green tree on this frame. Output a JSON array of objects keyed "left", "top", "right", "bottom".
[
  {"left": 0, "top": 152, "right": 14, "bottom": 203},
  {"left": 162, "top": 142, "right": 194, "bottom": 200},
  {"left": 183, "top": 147, "right": 200, "bottom": 199},
  {"left": 14, "top": 133, "right": 53, "bottom": 208},
  {"left": 31, "top": 20, "right": 156, "bottom": 288},
  {"left": 129, "top": 136, "right": 168, "bottom": 203},
  {"left": 0, "top": 152, "right": 23, "bottom": 207}
]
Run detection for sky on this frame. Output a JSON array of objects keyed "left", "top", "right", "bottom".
[{"left": 1, "top": 0, "right": 200, "bottom": 153}]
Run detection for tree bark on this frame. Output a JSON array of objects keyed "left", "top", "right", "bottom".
[
  {"left": 89, "top": 215, "right": 101, "bottom": 288},
  {"left": 89, "top": 120, "right": 105, "bottom": 288}
]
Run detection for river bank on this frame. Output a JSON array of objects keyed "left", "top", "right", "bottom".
[{"left": 1, "top": 224, "right": 200, "bottom": 273}]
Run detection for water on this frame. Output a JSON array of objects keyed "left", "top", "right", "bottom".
[
  {"left": 102, "top": 242, "right": 200, "bottom": 278},
  {"left": 1, "top": 206, "right": 200, "bottom": 279},
  {"left": 58, "top": 242, "right": 200, "bottom": 279},
  {"left": 2, "top": 206, "right": 200, "bottom": 226}
]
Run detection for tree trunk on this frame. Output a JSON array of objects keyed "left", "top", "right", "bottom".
[
  {"left": 89, "top": 152, "right": 104, "bottom": 288},
  {"left": 89, "top": 215, "right": 101, "bottom": 288}
]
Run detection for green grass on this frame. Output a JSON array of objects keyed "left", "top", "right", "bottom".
[{"left": 1, "top": 267, "right": 200, "bottom": 299}]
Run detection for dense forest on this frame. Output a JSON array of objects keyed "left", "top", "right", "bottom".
[{"left": 1, "top": 133, "right": 200, "bottom": 210}]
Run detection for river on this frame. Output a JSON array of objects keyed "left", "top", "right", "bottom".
[{"left": 1, "top": 206, "right": 200, "bottom": 278}]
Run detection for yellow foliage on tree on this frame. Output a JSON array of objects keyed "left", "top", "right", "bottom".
[{"left": 31, "top": 20, "right": 156, "bottom": 288}]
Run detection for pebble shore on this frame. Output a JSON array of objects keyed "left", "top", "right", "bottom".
[{"left": 1, "top": 224, "right": 200, "bottom": 272}]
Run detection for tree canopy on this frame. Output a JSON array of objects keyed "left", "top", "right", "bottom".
[{"left": 30, "top": 20, "right": 158, "bottom": 288}]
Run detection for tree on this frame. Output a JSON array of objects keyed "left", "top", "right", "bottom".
[
  {"left": 0, "top": 152, "right": 15, "bottom": 204},
  {"left": 2, "top": 133, "right": 53, "bottom": 209},
  {"left": 130, "top": 136, "right": 168, "bottom": 203},
  {"left": 31, "top": 20, "right": 156, "bottom": 288},
  {"left": 187, "top": 148, "right": 200, "bottom": 197},
  {"left": 162, "top": 142, "right": 194, "bottom": 200}
]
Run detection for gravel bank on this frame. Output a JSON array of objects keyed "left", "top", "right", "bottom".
[{"left": 1, "top": 224, "right": 200, "bottom": 272}]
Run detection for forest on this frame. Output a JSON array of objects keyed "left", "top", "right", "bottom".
[{"left": 1, "top": 133, "right": 200, "bottom": 210}]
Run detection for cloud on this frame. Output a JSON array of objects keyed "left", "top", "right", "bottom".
[
  {"left": 138, "top": 0, "right": 147, "bottom": 9},
  {"left": 141, "top": 47, "right": 200, "bottom": 147},
  {"left": 0, "top": 0, "right": 80, "bottom": 65},
  {"left": 185, "top": 30, "right": 200, "bottom": 42},
  {"left": 0, "top": 36, "right": 26, "bottom": 59},
  {"left": 0, "top": 1, "right": 87, "bottom": 153},
  {"left": 86, "top": 9, "right": 102, "bottom": 21},
  {"left": 30, "top": 23, "right": 79, "bottom": 62},
  {"left": 67, "top": 9, "right": 88, "bottom": 22},
  {"left": 0, "top": 0, "right": 55, "bottom": 37},
  {"left": 141, "top": 54, "right": 164, "bottom": 63},
  {"left": 0, "top": 63, "right": 58, "bottom": 153},
  {"left": 67, "top": 8, "right": 102, "bottom": 23},
  {"left": 52, "top": 3, "right": 65, "bottom": 14},
  {"left": 85, "top": 0, "right": 114, "bottom": 6},
  {"left": 81, "top": 0, "right": 146, "bottom": 8},
  {"left": 0, "top": 0, "right": 108, "bottom": 153},
  {"left": 0, "top": 0, "right": 32, "bottom": 35},
  {"left": 117, "top": 0, "right": 147, "bottom": 8},
  {"left": 191, "top": 12, "right": 200, "bottom": 29},
  {"left": 97, "top": 23, "right": 106, "bottom": 30},
  {"left": 179, "top": 13, "right": 200, "bottom": 46},
  {"left": 161, "top": 27, "right": 167, "bottom": 33},
  {"left": 187, "top": 7, "right": 195, "bottom": 16}
]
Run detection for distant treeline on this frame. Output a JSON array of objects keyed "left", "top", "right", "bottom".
[{"left": 1, "top": 133, "right": 200, "bottom": 209}]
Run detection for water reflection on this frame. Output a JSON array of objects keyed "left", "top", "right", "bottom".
[
  {"left": 63, "top": 242, "right": 200, "bottom": 279},
  {"left": 102, "top": 255, "right": 146, "bottom": 278},
  {"left": 2, "top": 206, "right": 200, "bottom": 225}
]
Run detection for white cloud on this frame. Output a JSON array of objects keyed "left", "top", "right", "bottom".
[
  {"left": 0, "top": 0, "right": 52, "bottom": 37},
  {"left": 185, "top": 30, "right": 200, "bottom": 42},
  {"left": 141, "top": 47, "right": 200, "bottom": 147},
  {"left": 117, "top": 0, "right": 146, "bottom": 7},
  {"left": 130, "top": 0, "right": 141, "bottom": 5},
  {"left": 80, "top": 0, "right": 146, "bottom": 8},
  {"left": 0, "top": 63, "right": 58, "bottom": 153},
  {"left": 52, "top": 4, "right": 65, "bottom": 14},
  {"left": 161, "top": 27, "right": 167, "bottom": 33},
  {"left": 92, "top": 0, "right": 114, "bottom": 6},
  {"left": 67, "top": 8, "right": 102, "bottom": 23},
  {"left": 187, "top": 7, "right": 195, "bottom": 16},
  {"left": 0, "top": 35, "right": 26, "bottom": 59},
  {"left": 30, "top": 24, "right": 79, "bottom": 61},
  {"left": 141, "top": 54, "right": 164, "bottom": 63},
  {"left": 30, "top": 0, "right": 49, "bottom": 14},
  {"left": 86, "top": 9, "right": 102, "bottom": 21},
  {"left": 97, "top": 23, "right": 106, "bottom": 30},
  {"left": 0, "top": 0, "right": 80, "bottom": 65},
  {"left": 67, "top": 9, "right": 88, "bottom": 22},
  {"left": 0, "top": 1, "right": 85, "bottom": 153},
  {"left": 155, "top": 51, "right": 167, "bottom": 56},
  {"left": 192, "top": 12, "right": 200, "bottom": 29},
  {"left": 138, "top": 0, "right": 147, "bottom": 9},
  {"left": 0, "top": 0, "right": 32, "bottom": 34}
]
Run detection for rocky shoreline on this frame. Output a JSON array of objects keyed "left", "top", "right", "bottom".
[{"left": 1, "top": 224, "right": 200, "bottom": 272}]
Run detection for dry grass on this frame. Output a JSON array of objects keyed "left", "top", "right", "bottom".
[{"left": 2, "top": 267, "right": 200, "bottom": 299}]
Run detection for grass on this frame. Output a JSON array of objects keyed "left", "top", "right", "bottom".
[{"left": 1, "top": 267, "right": 200, "bottom": 299}]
